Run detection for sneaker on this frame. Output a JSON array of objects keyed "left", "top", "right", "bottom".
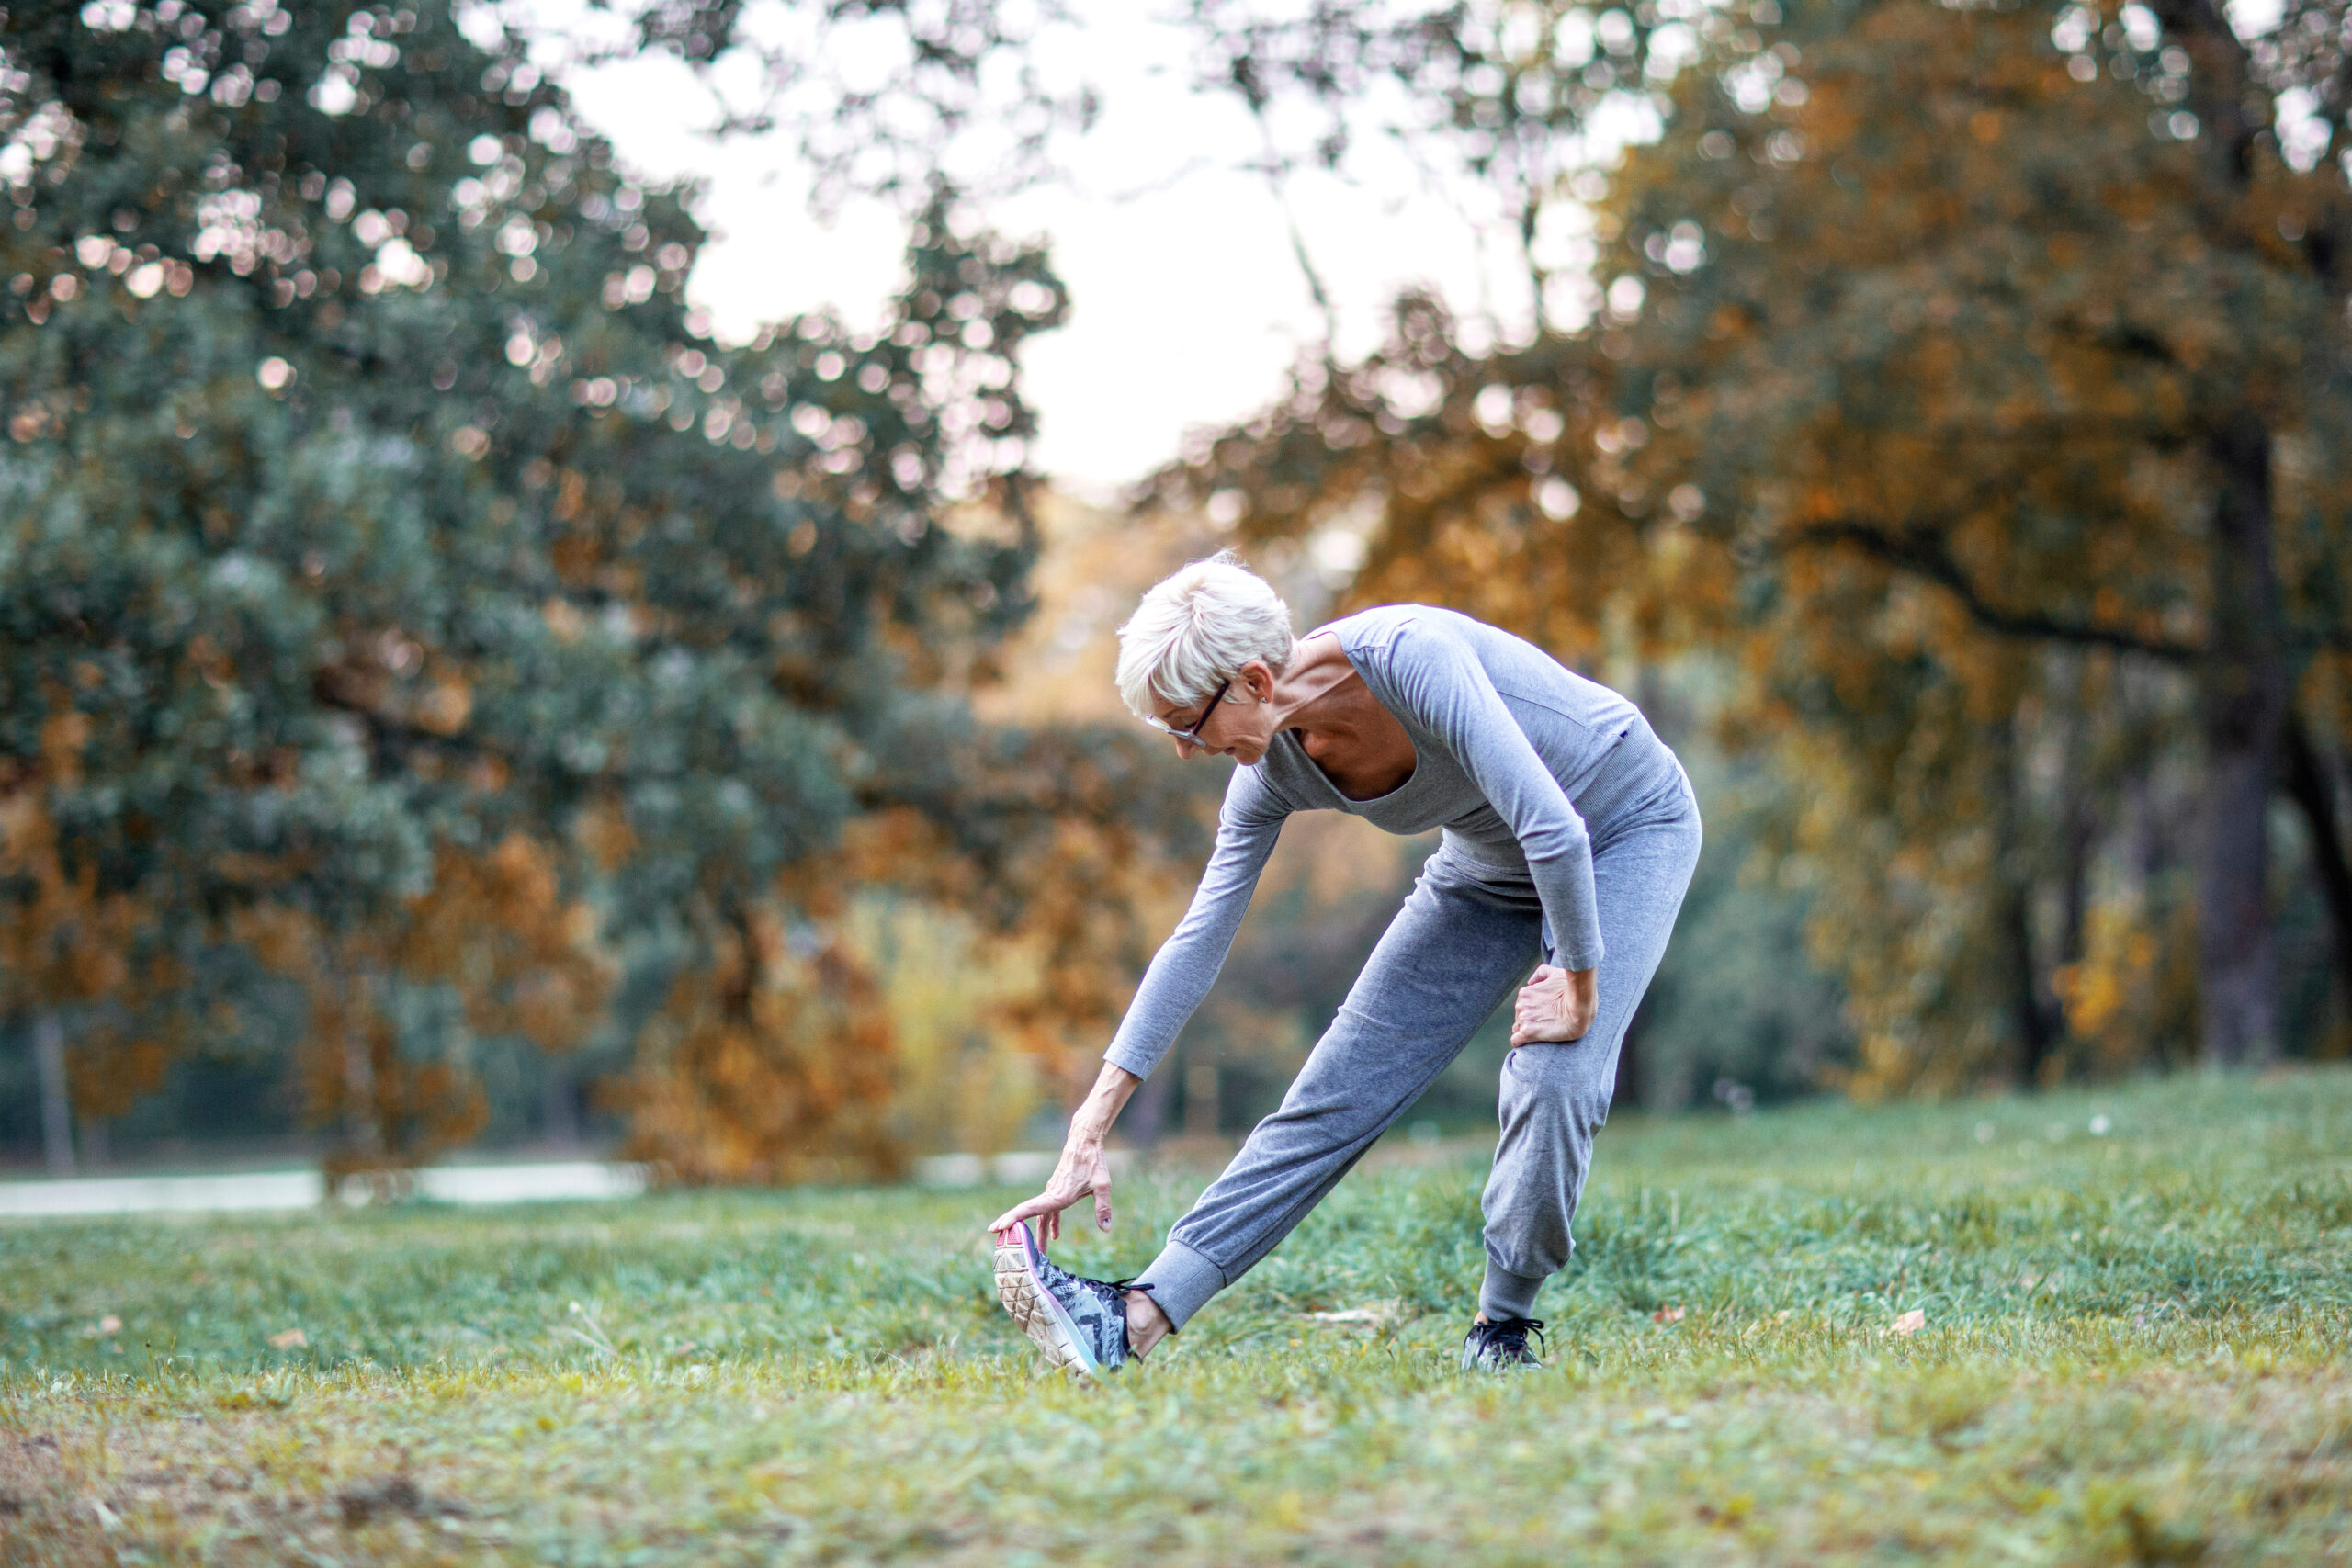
[
  {"left": 992, "top": 1220, "right": 1148, "bottom": 1375},
  {"left": 1461, "top": 1315, "right": 1547, "bottom": 1371}
]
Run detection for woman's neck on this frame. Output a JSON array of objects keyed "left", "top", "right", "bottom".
[
  {"left": 1267, "top": 634, "right": 1419, "bottom": 799},
  {"left": 1263, "top": 633, "right": 1360, "bottom": 733}
]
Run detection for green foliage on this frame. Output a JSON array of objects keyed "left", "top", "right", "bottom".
[
  {"left": 4, "top": 1069, "right": 2351, "bottom": 1561},
  {"left": 2, "top": 0, "right": 1052, "bottom": 912},
  {"left": 0, "top": 0, "right": 1202, "bottom": 1174},
  {"left": 1611, "top": 738, "right": 1849, "bottom": 1109}
]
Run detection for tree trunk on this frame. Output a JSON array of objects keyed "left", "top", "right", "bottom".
[
  {"left": 2283, "top": 714, "right": 2352, "bottom": 1023},
  {"left": 1183, "top": 1058, "right": 1221, "bottom": 1137},
  {"left": 542, "top": 1055, "right": 581, "bottom": 1149},
  {"left": 34, "top": 1011, "right": 74, "bottom": 1174},
  {"left": 1995, "top": 710, "right": 2059, "bottom": 1086},
  {"left": 2005, "top": 884, "right": 2057, "bottom": 1086},
  {"left": 2144, "top": 0, "right": 2290, "bottom": 1067},
  {"left": 2058, "top": 666, "right": 2097, "bottom": 971},
  {"left": 1122, "top": 1059, "right": 1177, "bottom": 1146},
  {"left": 342, "top": 1016, "right": 385, "bottom": 1168},
  {"left": 2195, "top": 415, "right": 2287, "bottom": 1066}
]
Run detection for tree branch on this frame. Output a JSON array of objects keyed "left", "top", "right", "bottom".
[{"left": 1791, "top": 520, "right": 2204, "bottom": 662}]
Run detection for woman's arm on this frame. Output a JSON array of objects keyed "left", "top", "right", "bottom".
[
  {"left": 989, "top": 767, "right": 1288, "bottom": 1238},
  {"left": 988, "top": 1060, "right": 1140, "bottom": 1240}
]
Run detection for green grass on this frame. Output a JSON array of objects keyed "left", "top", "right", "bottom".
[{"left": 5, "top": 1071, "right": 2352, "bottom": 1564}]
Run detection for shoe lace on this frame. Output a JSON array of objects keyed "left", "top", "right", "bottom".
[
  {"left": 1080, "top": 1274, "right": 1154, "bottom": 1314},
  {"left": 1038, "top": 1256, "right": 1156, "bottom": 1330},
  {"left": 1070, "top": 1274, "right": 1157, "bottom": 1357},
  {"left": 1474, "top": 1316, "right": 1546, "bottom": 1361}
]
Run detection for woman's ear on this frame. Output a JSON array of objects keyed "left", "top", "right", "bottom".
[{"left": 1239, "top": 660, "right": 1274, "bottom": 703}]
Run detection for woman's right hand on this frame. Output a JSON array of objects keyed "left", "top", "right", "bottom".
[
  {"left": 987, "top": 1060, "right": 1141, "bottom": 1242},
  {"left": 989, "top": 1134, "right": 1115, "bottom": 1243}
]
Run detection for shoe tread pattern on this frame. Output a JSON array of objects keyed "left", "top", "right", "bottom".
[{"left": 994, "top": 1240, "right": 1085, "bottom": 1374}]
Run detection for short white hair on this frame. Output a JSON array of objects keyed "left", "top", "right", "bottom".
[{"left": 1114, "top": 552, "right": 1296, "bottom": 718}]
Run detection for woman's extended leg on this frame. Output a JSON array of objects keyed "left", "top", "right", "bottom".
[
  {"left": 1477, "top": 794, "right": 1703, "bottom": 1321},
  {"left": 1131, "top": 870, "right": 1544, "bottom": 1330}
]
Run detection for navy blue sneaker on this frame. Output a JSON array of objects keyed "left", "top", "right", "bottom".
[
  {"left": 992, "top": 1221, "right": 1148, "bottom": 1375},
  {"left": 1461, "top": 1315, "right": 1547, "bottom": 1371}
]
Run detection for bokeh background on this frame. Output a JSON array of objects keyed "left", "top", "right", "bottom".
[{"left": 3, "top": 0, "right": 2346, "bottom": 1182}]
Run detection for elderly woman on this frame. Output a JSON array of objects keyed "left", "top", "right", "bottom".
[{"left": 990, "top": 555, "right": 1701, "bottom": 1372}]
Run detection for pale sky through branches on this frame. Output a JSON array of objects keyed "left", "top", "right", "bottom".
[
  {"left": 511, "top": 0, "right": 1613, "bottom": 491},
  {"left": 508, "top": 0, "right": 2306, "bottom": 491}
]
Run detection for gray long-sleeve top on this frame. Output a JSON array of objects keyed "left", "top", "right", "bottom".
[{"left": 1103, "top": 604, "right": 1657, "bottom": 1080}]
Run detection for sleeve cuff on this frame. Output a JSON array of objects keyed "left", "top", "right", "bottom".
[
  {"left": 1554, "top": 939, "right": 1604, "bottom": 971},
  {"left": 1103, "top": 1043, "right": 1160, "bottom": 1079}
]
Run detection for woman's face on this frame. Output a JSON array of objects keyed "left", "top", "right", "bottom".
[{"left": 1153, "top": 661, "right": 1276, "bottom": 765}]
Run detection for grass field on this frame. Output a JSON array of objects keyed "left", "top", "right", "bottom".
[{"left": 5, "top": 1070, "right": 2351, "bottom": 1565}]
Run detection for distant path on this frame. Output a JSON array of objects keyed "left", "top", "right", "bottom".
[
  {"left": 0, "top": 1160, "right": 649, "bottom": 1218},
  {"left": 0, "top": 1151, "right": 1136, "bottom": 1216}
]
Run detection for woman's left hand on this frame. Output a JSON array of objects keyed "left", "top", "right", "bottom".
[{"left": 1510, "top": 964, "right": 1598, "bottom": 1044}]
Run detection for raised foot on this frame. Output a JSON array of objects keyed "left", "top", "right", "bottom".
[{"left": 991, "top": 1221, "right": 1134, "bottom": 1376}]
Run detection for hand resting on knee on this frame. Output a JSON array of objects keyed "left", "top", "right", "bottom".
[{"left": 1510, "top": 964, "right": 1598, "bottom": 1044}]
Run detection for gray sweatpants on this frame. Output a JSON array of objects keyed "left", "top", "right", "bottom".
[{"left": 1134, "top": 770, "right": 1702, "bottom": 1329}]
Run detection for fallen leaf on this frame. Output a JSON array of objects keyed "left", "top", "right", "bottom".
[
  {"left": 1308, "top": 1301, "right": 1403, "bottom": 1327},
  {"left": 1889, "top": 1309, "right": 1927, "bottom": 1337},
  {"left": 269, "top": 1328, "right": 308, "bottom": 1349},
  {"left": 1652, "top": 1306, "right": 1685, "bottom": 1325}
]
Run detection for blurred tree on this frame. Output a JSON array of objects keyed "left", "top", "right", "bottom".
[
  {"left": 616, "top": 723, "right": 1212, "bottom": 1179},
  {"left": 227, "top": 836, "right": 610, "bottom": 1187},
  {"left": 0, "top": 0, "right": 1186, "bottom": 1177},
  {"left": 0, "top": 790, "right": 166, "bottom": 1170},
  {"left": 1159, "top": 0, "right": 2352, "bottom": 1084}
]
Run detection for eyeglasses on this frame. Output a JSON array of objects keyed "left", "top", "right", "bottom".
[{"left": 1143, "top": 677, "right": 1231, "bottom": 740}]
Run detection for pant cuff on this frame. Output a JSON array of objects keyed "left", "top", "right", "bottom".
[
  {"left": 1134, "top": 1237, "right": 1227, "bottom": 1331},
  {"left": 1479, "top": 1261, "right": 1547, "bottom": 1322}
]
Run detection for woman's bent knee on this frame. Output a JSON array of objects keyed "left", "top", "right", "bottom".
[{"left": 1498, "top": 1041, "right": 1618, "bottom": 1135}]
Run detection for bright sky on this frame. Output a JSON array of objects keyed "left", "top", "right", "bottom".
[
  {"left": 512, "top": 0, "right": 1551, "bottom": 493},
  {"left": 500, "top": 0, "right": 2312, "bottom": 492}
]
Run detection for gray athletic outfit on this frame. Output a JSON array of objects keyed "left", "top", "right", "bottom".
[{"left": 1114, "top": 604, "right": 1702, "bottom": 1329}]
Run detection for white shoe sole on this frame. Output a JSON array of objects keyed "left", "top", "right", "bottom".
[{"left": 993, "top": 1229, "right": 1100, "bottom": 1376}]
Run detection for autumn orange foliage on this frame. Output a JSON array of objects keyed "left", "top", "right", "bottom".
[
  {"left": 232, "top": 835, "right": 612, "bottom": 1186},
  {"left": 0, "top": 790, "right": 174, "bottom": 1122},
  {"left": 614, "top": 756, "right": 1197, "bottom": 1183},
  {"left": 1159, "top": 0, "right": 2352, "bottom": 1090},
  {"left": 619, "top": 897, "right": 902, "bottom": 1186}
]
